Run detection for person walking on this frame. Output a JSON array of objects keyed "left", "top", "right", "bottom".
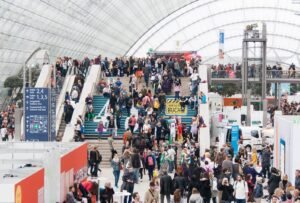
[
  {"left": 268, "top": 168, "right": 281, "bottom": 199},
  {"left": 128, "top": 115, "right": 137, "bottom": 133},
  {"left": 199, "top": 172, "right": 212, "bottom": 203},
  {"left": 145, "top": 150, "right": 156, "bottom": 181},
  {"left": 233, "top": 175, "right": 248, "bottom": 203},
  {"left": 144, "top": 181, "right": 159, "bottom": 203},
  {"left": 89, "top": 146, "right": 101, "bottom": 177},
  {"left": 160, "top": 170, "right": 172, "bottom": 203},
  {"left": 111, "top": 153, "right": 121, "bottom": 188},
  {"left": 166, "top": 145, "right": 176, "bottom": 173},
  {"left": 217, "top": 177, "right": 235, "bottom": 203},
  {"left": 131, "top": 148, "right": 141, "bottom": 184},
  {"left": 121, "top": 166, "right": 136, "bottom": 203}
]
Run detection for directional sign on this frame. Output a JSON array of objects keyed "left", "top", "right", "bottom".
[{"left": 25, "top": 88, "right": 49, "bottom": 141}]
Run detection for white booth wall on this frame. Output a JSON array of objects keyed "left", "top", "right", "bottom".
[{"left": 274, "top": 115, "right": 300, "bottom": 184}]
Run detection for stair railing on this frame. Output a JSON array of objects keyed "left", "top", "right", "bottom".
[{"left": 93, "top": 100, "right": 109, "bottom": 122}]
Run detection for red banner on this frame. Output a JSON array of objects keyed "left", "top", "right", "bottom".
[
  {"left": 224, "top": 98, "right": 242, "bottom": 107},
  {"left": 15, "top": 168, "right": 44, "bottom": 203},
  {"left": 60, "top": 143, "right": 88, "bottom": 202}
]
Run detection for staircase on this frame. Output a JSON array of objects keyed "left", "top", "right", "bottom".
[
  {"left": 88, "top": 139, "right": 124, "bottom": 168},
  {"left": 84, "top": 96, "right": 109, "bottom": 138}
]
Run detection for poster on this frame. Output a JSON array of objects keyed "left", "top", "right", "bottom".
[
  {"left": 165, "top": 99, "right": 187, "bottom": 115},
  {"left": 231, "top": 125, "right": 239, "bottom": 156}
]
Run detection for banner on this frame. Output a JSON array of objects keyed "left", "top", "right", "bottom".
[
  {"left": 231, "top": 125, "right": 239, "bottom": 156},
  {"left": 219, "top": 30, "right": 224, "bottom": 60},
  {"left": 165, "top": 99, "right": 187, "bottom": 115},
  {"left": 224, "top": 98, "right": 242, "bottom": 107},
  {"left": 25, "top": 88, "right": 49, "bottom": 141},
  {"left": 60, "top": 143, "right": 88, "bottom": 202}
]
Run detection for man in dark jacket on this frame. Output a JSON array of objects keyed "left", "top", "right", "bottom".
[
  {"left": 160, "top": 171, "right": 172, "bottom": 203},
  {"left": 131, "top": 148, "right": 141, "bottom": 184},
  {"left": 89, "top": 146, "right": 101, "bottom": 177},
  {"left": 261, "top": 146, "right": 271, "bottom": 178}
]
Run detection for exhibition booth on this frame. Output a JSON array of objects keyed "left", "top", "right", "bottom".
[
  {"left": 0, "top": 142, "right": 88, "bottom": 203},
  {"left": 274, "top": 115, "right": 300, "bottom": 184},
  {"left": 0, "top": 167, "right": 44, "bottom": 203}
]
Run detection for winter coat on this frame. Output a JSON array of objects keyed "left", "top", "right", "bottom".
[
  {"left": 199, "top": 179, "right": 212, "bottom": 199},
  {"left": 131, "top": 153, "right": 141, "bottom": 168},
  {"left": 268, "top": 172, "right": 281, "bottom": 195},
  {"left": 217, "top": 184, "right": 234, "bottom": 201},
  {"left": 173, "top": 176, "right": 187, "bottom": 195},
  {"left": 160, "top": 174, "right": 173, "bottom": 195}
]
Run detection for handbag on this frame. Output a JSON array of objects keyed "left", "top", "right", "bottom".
[{"left": 119, "top": 163, "right": 123, "bottom": 170}]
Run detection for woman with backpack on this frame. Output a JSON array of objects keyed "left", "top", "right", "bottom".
[{"left": 145, "top": 150, "right": 156, "bottom": 181}]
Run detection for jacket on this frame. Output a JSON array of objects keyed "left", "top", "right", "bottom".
[
  {"left": 199, "top": 179, "right": 212, "bottom": 199},
  {"left": 160, "top": 174, "right": 173, "bottom": 195},
  {"left": 131, "top": 153, "right": 141, "bottom": 168},
  {"left": 261, "top": 149, "right": 271, "bottom": 167},
  {"left": 144, "top": 189, "right": 159, "bottom": 203},
  {"left": 268, "top": 172, "right": 281, "bottom": 195},
  {"left": 217, "top": 184, "right": 234, "bottom": 201},
  {"left": 173, "top": 176, "right": 187, "bottom": 194},
  {"left": 89, "top": 150, "right": 101, "bottom": 164}
]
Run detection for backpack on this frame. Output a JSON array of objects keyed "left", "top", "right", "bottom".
[{"left": 147, "top": 156, "right": 154, "bottom": 166}]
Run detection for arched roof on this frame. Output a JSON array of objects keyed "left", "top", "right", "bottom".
[{"left": 1, "top": 0, "right": 300, "bottom": 77}]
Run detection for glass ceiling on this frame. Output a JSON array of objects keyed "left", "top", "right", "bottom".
[{"left": 0, "top": 0, "right": 300, "bottom": 80}]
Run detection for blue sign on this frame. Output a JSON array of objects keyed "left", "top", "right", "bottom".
[
  {"left": 231, "top": 125, "right": 239, "bottom": 156},
  {"left": 219, "top": 32, "right": 224, "bottom": 44},
  {"left": 50, "top": 89, "right": 56, "bottom": 141},
  {"left": 25, "top": 88, "right": 49, "bottom": 141}
]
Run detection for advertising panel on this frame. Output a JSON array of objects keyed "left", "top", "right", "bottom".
[
  {"left": 15, "top": 169, "right": 44, "bottom": 203},
  {"left": 165, "top": 99, "right": 187, "bottom": 115},
  {"left": 60, "top": 143, "right": 88, "bottom": 202},
  {"left": 231, "top": 125, "right": 239, "bottom": 156}
]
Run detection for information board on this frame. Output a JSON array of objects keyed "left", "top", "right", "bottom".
[
  {"left": 165, "top": 99, "right": 187, "bottom": 115},
  {"left": 25, "top": 88, "right": 49, "bottom": 141}
]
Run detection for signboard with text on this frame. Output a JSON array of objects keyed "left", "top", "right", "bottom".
[
  {"left": 165, "top": 99, "right": 187, "bottom": 115},
  {"left": 25, "top": 88, "right": 49, "bottom": 141}
]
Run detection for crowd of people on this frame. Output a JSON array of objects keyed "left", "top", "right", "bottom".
[
  {"left": 54, "top": 56, "right": 91, "bottom": 141},
  {"left": 211, "top": 63, "right": 298, "bottom": 79},
  {"left": 95, "top": 55, "right": 205, "bottom": 142},
  {"left": 0, "top": 104, "right": 15, "bottom": 141},
  {"left": 80, "top": 141, "right": 300, "bottom": 203},
  {"left": 280, "top": 99, "right": 300, "bottom": 115}
]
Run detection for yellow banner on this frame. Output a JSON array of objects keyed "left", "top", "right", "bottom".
[{"left": 165, "top": 99, "right": 187, "bottom": 115}]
